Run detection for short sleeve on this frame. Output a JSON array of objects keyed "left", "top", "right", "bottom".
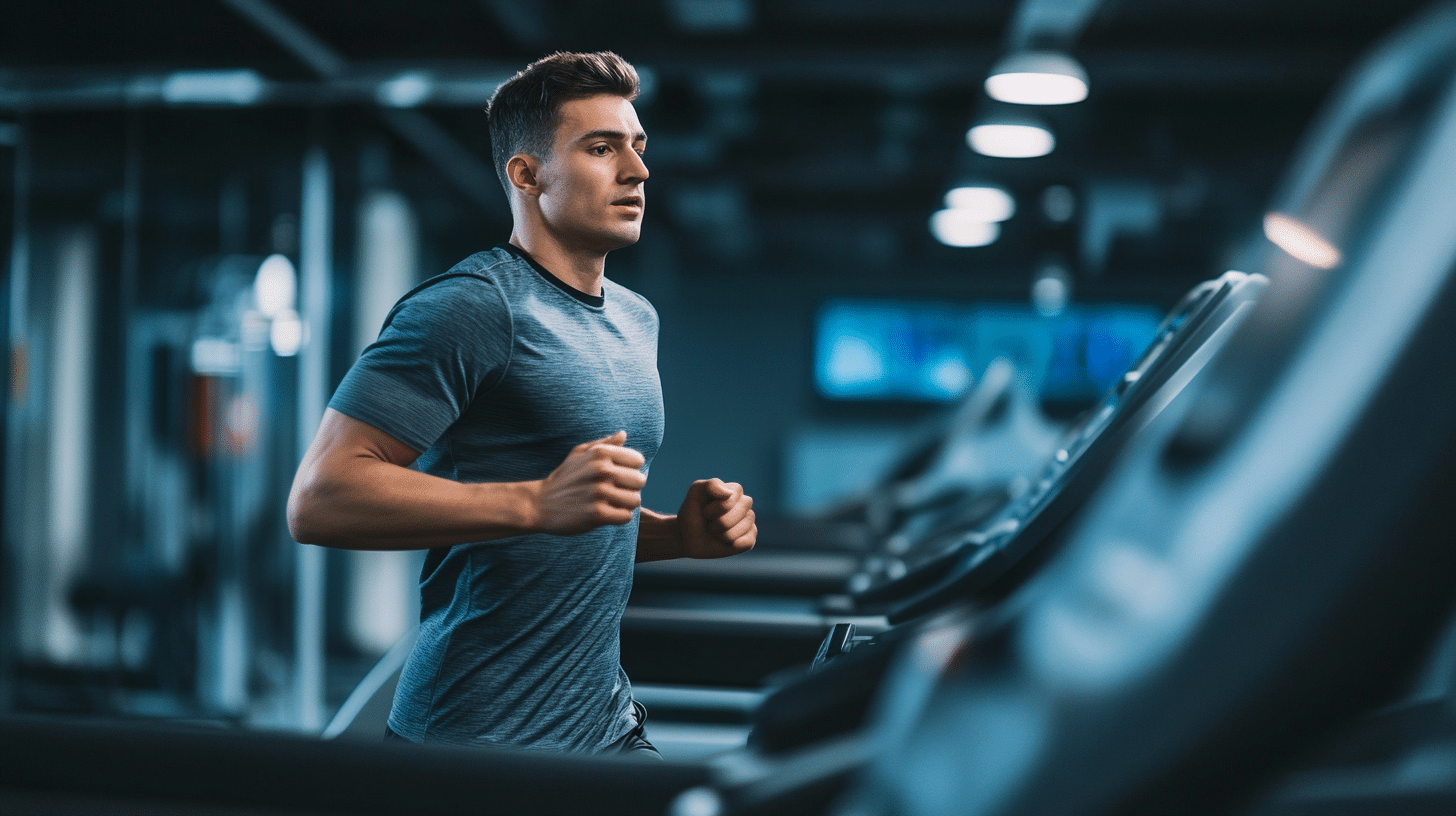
[{"left": 328, "top": 275, "right": 513, "bottom": 453}]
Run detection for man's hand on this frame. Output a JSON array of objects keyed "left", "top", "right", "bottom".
[
  {"left": 677, "top": 478, "right": 756, "bottom": 559},
  {"left": 533, "top": 431, "right": 647, "bottom": 535}
]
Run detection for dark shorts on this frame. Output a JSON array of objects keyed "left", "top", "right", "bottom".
[
  {"left": 606, "top": 700, "right": 664, "bottom": 760},
  {"left": 384, "top": 699, "right": 662, "bottom": 760}
]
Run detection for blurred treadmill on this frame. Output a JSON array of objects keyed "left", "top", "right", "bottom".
[
  {"left": 629, "top": 353, "right": 1067, "bottom": 598},
  {"left": 842, "top": 269, "right": 1266, "bottom": 619},
  {"left": 0, "top": 711, "right": 707, "bottom": 815},
  {"left": 674, "top": 4, "right": 1456, "bottom": 814},
  {"left": 744, "top": 267, "right": 1265, "bottom": 752},
  {"left": 623, "top": 352, "right": 1067, "bottom": 685},
  {"left": 626, "top": 265, "right": 1264, "bottom": 691}
]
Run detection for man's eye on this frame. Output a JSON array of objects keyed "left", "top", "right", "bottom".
[{"left": 592, "top": 145, "right": 610, "bottom": 155}]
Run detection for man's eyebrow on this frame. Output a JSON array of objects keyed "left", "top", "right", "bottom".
[{"left": 576, "top": 129, "right": 648, "bottom": 144}]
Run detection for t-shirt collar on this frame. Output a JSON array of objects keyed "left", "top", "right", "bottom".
[{"left": 499, "top": 243, "right": 606, "bottom": 308}]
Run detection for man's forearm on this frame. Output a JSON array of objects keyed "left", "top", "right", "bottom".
[
  {"left": 291, "top": 409, "right": 651, "bottom": 550},
  {"left": 289, "top": 457, "right": 541, "bottom": 551},
  {"left": 635, "top": 508, "right": 684, "bottom": 563}
]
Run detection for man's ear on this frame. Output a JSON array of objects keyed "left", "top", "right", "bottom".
[{"left": 506, "top": 154, "right": 541, "bottom": 197}]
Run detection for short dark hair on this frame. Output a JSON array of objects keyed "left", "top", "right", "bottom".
[{"left": 486, "top": 51, "right": 640, "bottom": 195}]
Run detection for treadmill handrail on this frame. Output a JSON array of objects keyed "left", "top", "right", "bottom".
[
  {"left": 879, "top": 274, "right": 1265, "bottom": 622},
  {"left": 847, "top": 271, "right": 1265, "bottom": 611}
]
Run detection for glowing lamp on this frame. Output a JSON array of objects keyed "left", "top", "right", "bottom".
[
  {"left": 931, "top": 209, "right": 1000, "bottom": 247},
  {"left": 944, "top": 186, "right": 1016, "bottom": 222},
  {"left": 967, "top": 123, "right": 1055, "bottom": 158},
  {"left": 985, "top": 51, "right": 1089, "bottom": 105}
]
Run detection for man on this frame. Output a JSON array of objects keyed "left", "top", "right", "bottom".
[{"left": 287, "top": 51, "right": 756, "bottom": 757}]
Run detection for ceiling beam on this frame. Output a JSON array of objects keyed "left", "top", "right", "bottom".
[
  {"left": 0, "top": 39, "right": 1356, "bottom": 113},
  {"left": 1006, "top": 0, "right": 1107, "bottom": 49},
  {"left": 217, "top": 0, "right": 504, "bottom": 216},
  {"left": 478, "top": 0, "right": 550, "bottom": 49},
  {"left": 218, "top": 0, "right": 347, "bottom": 78},
  {"left": 634, "top": 44, "right": 1353, "bottom": 92}
]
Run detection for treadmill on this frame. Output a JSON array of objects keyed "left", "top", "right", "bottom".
[
  {"left": 678, "top": 3, "right": 1456, "bottom": 814},
  {"left": 622, "top": 347, "right": 1066, "bottom": 686},
  {"left": 633, "top": 332, "right": 1072, "bottom": 604},
  {"left": 842, "top": 269, "right": 1268, "bottom": 620},
  {"left": 745, "top": 267, "right": 1265, "bottom": 755},
  {"left": 623, "top": 270, "right": 1264, "bottom": 689}
]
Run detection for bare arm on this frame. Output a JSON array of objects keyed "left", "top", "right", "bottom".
[
  {"left": 636, "top": 508, "right": 685, "bottom": 563},
  {"left": 635, "top": 478, "right": 756, "bottom": 563},
  {"left": 287, "top": 408, "right": 647, "bottom": 550}
]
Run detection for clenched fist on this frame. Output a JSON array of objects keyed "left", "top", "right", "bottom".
[
  {"left": 533, "top": 431, "right": 647, "bottom": 536},
  {"left": 677, "top": 478, "right": 756, "bottom": 559}
]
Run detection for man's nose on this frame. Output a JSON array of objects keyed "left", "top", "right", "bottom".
[{"left": 621, "top": 150, "right": 649, "bottom": 182}]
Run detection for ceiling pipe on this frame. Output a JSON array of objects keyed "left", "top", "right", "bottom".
[
  {"left": 0, "top": 44, "right": 1355, "bottom": 111},
  {"left": 218, "top": 0, "right": 346, "bottom": 79},
  {"left": 478, "top": 0, "right": 551, "bottom": 48},
  {"left": 218, "top": 0, "right": 505, "bottom": 216},
  {"left": 1006, "top": 0, "right": 1106, "bottom": 51}
]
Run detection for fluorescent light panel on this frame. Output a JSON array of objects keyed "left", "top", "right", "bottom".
[
  {"left": 377, "top": 72, "right": 433, "bottom": 108},
  {"left": 930, "top": 209, "right": 1000, "bottom": 247},
  {"left": 968, "top": 123, "right": 1056, "bottom": 158},
  {"left": 161, "top": 70, "right": 264, "bottom": 105},
  {"left": 985, "top": 51, "right": 1089, "bottom": 105},
  {"left": 944, "top": 186, "right": 1016, "bottom": 222}
]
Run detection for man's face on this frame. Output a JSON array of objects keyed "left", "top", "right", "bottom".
[{"left": 534, "top": 94, "right": 649, "bottom": 254}]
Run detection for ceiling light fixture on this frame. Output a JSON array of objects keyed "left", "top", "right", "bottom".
[
  {"left": 945, "top": 186, "right": 1016, "bottom": 222},
  {"left": 967, "top": 122, "right": 1055, "bottom": 158},
  {"left": 161, "top": 70, "right": 265, "bottom": 106},
  {"left": 985, "top": 51, "right": 1089, "bottom": 105},
  {"left": 930, "top": 209, "right": 1001, "bottom": 247},
  {"left": 377, "top": 71, "right": 433, "bottom": 108}
]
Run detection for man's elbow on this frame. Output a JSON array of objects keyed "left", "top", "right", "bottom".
[
  {"left": 286, "top": 493, "right": 314, "bottom": 545},
  {"left": 286, "top": 480, "right": 332, "bottom": 546}
]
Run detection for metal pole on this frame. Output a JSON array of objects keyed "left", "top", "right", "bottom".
[
  {"left": 117, "top": 109, "right": 141, "bottom": 581},
  {"left": 293, "top": 144, "right": 331, "bottom": 731},
  {"left": 1, "top": 114, "right": 30, "bottom": 713}
]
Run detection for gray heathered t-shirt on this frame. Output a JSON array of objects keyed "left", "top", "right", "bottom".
[{"left": 327, "top": 244, "right": 663, "bottom": 752}]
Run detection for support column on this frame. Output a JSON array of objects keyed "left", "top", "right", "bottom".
[
  {"left": 1, "top": 115, "right": 30, "bottom": 712},
  {"left": 293, "top": 144, "right": 331, "bottom": 731}
]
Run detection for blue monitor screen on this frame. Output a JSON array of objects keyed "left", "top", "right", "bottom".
[{"left": 815, "top": 300, "right": 1163, "bottom": 403}]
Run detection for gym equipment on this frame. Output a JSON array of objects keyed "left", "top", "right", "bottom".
[
  {"left": 691, "top": 4, "right": 1456, "bottom": 814},
  {"left": 0, "top": 713, "right": 705, "bottom": 815},
  {"left": 626, "top": 270, "right": 1263, "bottom": 689},
  {"left": 846, "top": 270, "right": 1266, "bottom": 618},
  {"left": 746, "top": 268, "right": 1264, "bottom": 755}
]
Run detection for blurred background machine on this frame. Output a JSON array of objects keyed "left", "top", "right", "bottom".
[
  {"left": 6, "top": 1, "right": 1456, "bottom": 815},
  {"left": 686, "top": 4, "right": 1456, "bottom": 814}
]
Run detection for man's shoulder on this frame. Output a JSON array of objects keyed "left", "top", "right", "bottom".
[
  {"left": 428, "top": 247, "right": 526, "bottom": 288},
  {"left": 380, "top": 250, "right": 523, "bottom": 340},
  {"left": 401, "top": 249, "right": 525, "bottom": 307},
  {"left": 602, "top": 278, "right": 658, "bottom": 324}
]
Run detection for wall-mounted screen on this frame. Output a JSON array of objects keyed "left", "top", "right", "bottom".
[{"left": 815, "top": 300, "right": 1163, "bottom": 403}]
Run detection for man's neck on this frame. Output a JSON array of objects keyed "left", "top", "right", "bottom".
[{"left": 507, "top": 231, "right": 606, "bottom": 296}]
